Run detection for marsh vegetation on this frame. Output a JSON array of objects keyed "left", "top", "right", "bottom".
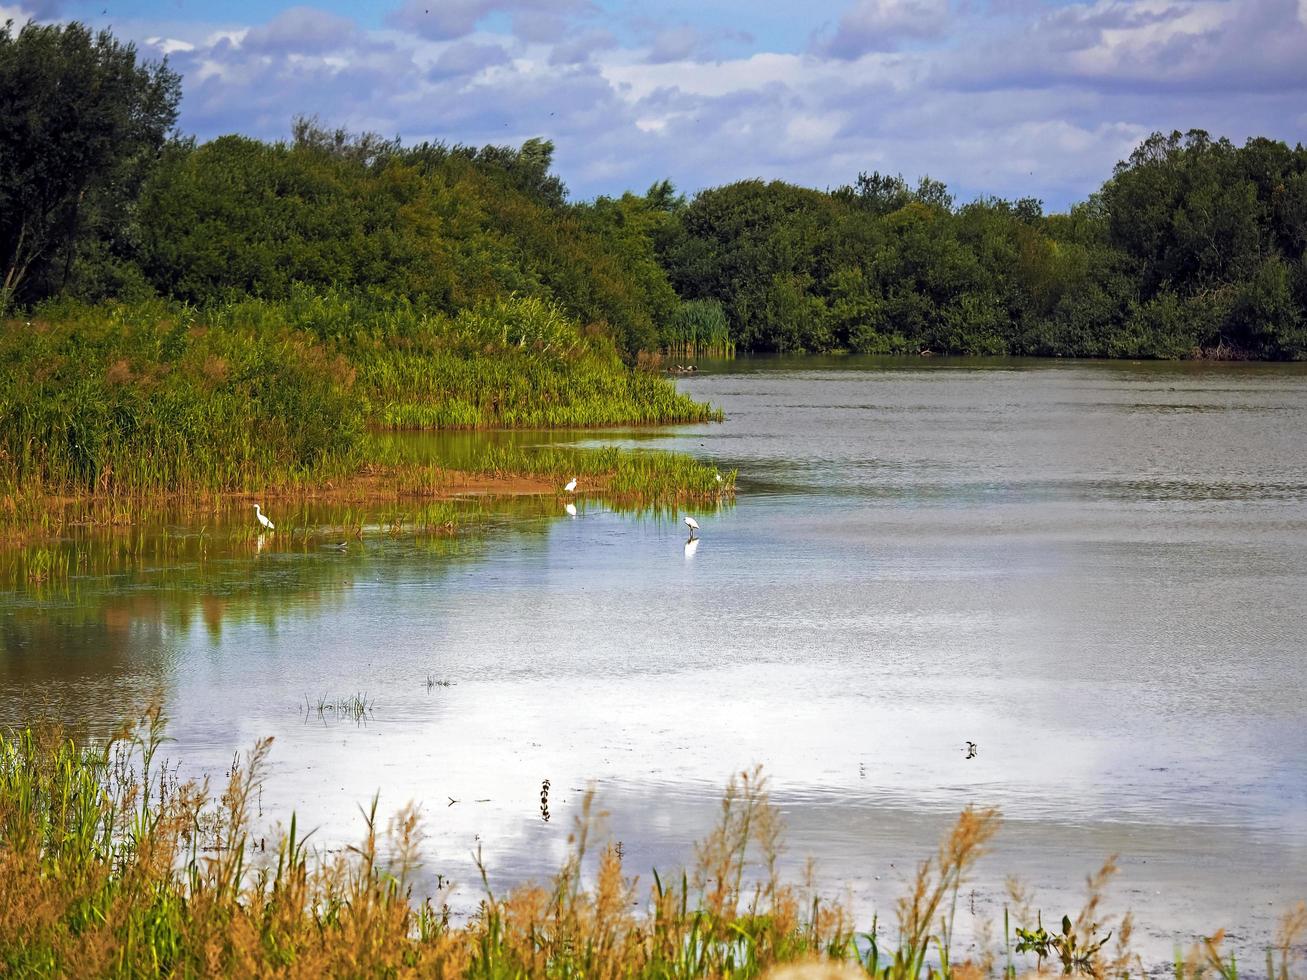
[{"left": 0, "top": 713, "right": 1303, "bottom": 978}]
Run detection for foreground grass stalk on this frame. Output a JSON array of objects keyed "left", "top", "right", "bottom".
[{"left": 1, "top": 715, "right": 1302, "bottom": 978}]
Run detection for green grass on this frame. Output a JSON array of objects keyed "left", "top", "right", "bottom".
[
  {"left": 0, "top": 299, "right": 362, "bottom": 501},
  {"left": 663, "top": 298, "right": 736, "bottom": 358},
  {"left": 0, "top": 291, "right": 727, "bottom": 532},
  {"left": 207, "top": 287, "right": 723, "bottom": 429}
]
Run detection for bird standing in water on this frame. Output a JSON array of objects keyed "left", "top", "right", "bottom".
[
  {"left": 684, "top": 515, "right": 699, "bottom": 540},
  {"left": 254, "top": 504, "right": 275, "bottom": 531},
  {"left": 564, "top": 477, "right": 577, "bottom": 493}
]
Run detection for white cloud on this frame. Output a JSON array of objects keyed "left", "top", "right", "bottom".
[
  {"left": 814, "top": 0, "right": 950, "bottom": 58},
  {"left": 18, "top": 0, "right": 1302, "bottom": 209},
  {"left": 144, "top": 36, "right": 196, "bottom": 55}
]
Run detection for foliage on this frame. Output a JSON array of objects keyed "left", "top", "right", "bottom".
[
  {"left": 123, "top": 128, "right": 679, "bottom": 357},
  {"left": 659, "top": 132, "right": 1307, "bottom": 359},
  {"left": 0, "top": 20, "right": 180, "bottom": 311}
]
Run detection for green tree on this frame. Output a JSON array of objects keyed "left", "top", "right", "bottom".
[{"left": 0, "top": 20, "right": 179, "bottom": 310}]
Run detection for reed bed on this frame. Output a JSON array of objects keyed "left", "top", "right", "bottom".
[
  {"left": 1, "top": 712, "right": 1302, "bottom": 979},
  {"left": 662, "top": 299, "right": 736, "bottom": 359},
  {"left": 209, "top": 289, "right": 722, "bottom": 429},
  {"left": 0, "top": 294, "right": 726, "bottom": 538}
]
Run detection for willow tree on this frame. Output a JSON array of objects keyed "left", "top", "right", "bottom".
[{"left": 0, "top": 20, "right": 180, "bottom": 311}]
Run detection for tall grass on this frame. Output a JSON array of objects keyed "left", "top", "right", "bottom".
[
  {"left": 0, "top": 300, "right": 362, "bottom": 501},
  {"left": 0, "top": 292, "right": 726, "bottom": 533},
  {"left": 1, "top": 713, "right": 1302, "bottom": 978},
  {"left": 663, "top": 299, "right": 735, "bottom": 358},
  {"left": 207, "top": 287, "right": 722, "bottom": 428}
]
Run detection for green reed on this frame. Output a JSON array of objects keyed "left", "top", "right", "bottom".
[
  {"left": 662, "top": 298, "right": 736, "bottom": 359},
  {"left": 1, "top": 293, "right": 724, "bottom": 533}
]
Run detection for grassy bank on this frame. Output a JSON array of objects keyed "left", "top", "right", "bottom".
[
  {"left": 0, "top": 294, "right": 727, "bottom": 534},
  {"left": 0, "top": 712, "right": 1302, "bottom": 978}
]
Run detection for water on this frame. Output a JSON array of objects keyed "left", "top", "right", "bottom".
[{"left": 3, "top": 355, "right": 1306, "bottom": 964}]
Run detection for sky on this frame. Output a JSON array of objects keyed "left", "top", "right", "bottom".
[{"left": 5, "top": 0, "right": 1307, "bottom": 209}]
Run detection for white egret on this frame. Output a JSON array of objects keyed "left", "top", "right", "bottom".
[
  {"left": 564, "top": 477, "right": 578, "bottom": 493},
  {"left": 254, "top": 504, "right": 275, "bottom": 531},
  {"left": 564, "top": 502, "right": 577, "bottom": 517},
  {"left": 683, "top": 515, "right": 699, "bottom": 540},
  {"left": 715, "top": 472, "right": 723, "bottom": 483}
]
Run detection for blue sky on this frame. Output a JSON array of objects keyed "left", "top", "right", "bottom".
[{"left": 8, "top": 0, "right": 1307, "bottom": 208}]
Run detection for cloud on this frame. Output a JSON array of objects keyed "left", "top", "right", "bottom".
[
  {"left": 513, "top": 9, "right": 569, "bottom": 43},
  {"left": 941, "top": 0, "right": 1307, "bottom": 95},
  {"left": 1, "top": 0, "right": 60, "bottom": 19},
  {"left": 386, "top": 0, "right": 593, "bottom": 42},
  {"left": 549, "top": 29, "right": 617, "bottom": 66},
  {"left": 25, "top": 0, "right": 1305, "bottom": 210},
  {"left": 387, "top": 0, "right": 495, "bottom": 41},
  {"left": 243, "top": 6, "right": 359, "bottom": 55},
  {"left": 813, "top": 0, "right": 950, "bottom": 59},
  {"left": 427, "top": 39, "right": 511, "bottom": 79}
]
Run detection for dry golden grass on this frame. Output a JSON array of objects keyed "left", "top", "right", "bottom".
[{"left": 0, "top": 711, "right": 1303, "bottom": 979}]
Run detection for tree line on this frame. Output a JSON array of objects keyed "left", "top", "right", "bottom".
[{"left": 3, "top": 19, "right": 1305, "bottom": 360}]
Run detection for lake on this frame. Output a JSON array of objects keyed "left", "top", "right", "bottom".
[{"left": 3, "top": 355, "right": 1305, "bottom": 966}]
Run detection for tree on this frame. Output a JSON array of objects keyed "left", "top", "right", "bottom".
[{"left": 0, "top": 19, "right": 180, "bottom": 310}]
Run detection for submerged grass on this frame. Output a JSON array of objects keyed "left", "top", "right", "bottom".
[
  {"left": 1, "top": 712, "right": 1302, "bottom": 979},
  {"left": 306, "top": 693, "right": 375, "bottom": 723}
]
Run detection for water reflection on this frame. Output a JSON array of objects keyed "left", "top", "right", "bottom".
[{"left": 3, "top": 356, "right": 1307, "bottom": 963}]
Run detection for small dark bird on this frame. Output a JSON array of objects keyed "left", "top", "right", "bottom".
[{"left": 964, "top": 741, "right": 978, "bottom": 759}]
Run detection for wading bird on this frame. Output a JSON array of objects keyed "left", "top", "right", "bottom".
[
  {"left": 254, "top": 504, "right": 275, "bottom": 531},
  {"left": 564, "top": 477, "right": 578, "bottom": 493},
  {"left": 684, "top": 515, "right": 699, "bottom": 540}
]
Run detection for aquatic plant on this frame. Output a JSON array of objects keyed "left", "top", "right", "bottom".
[
  {"left": 307, "top": 693, "right": 374, "bottom": 723},
  {"left": 663, "top": 299, "right": 735, "bottom": 358}
]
